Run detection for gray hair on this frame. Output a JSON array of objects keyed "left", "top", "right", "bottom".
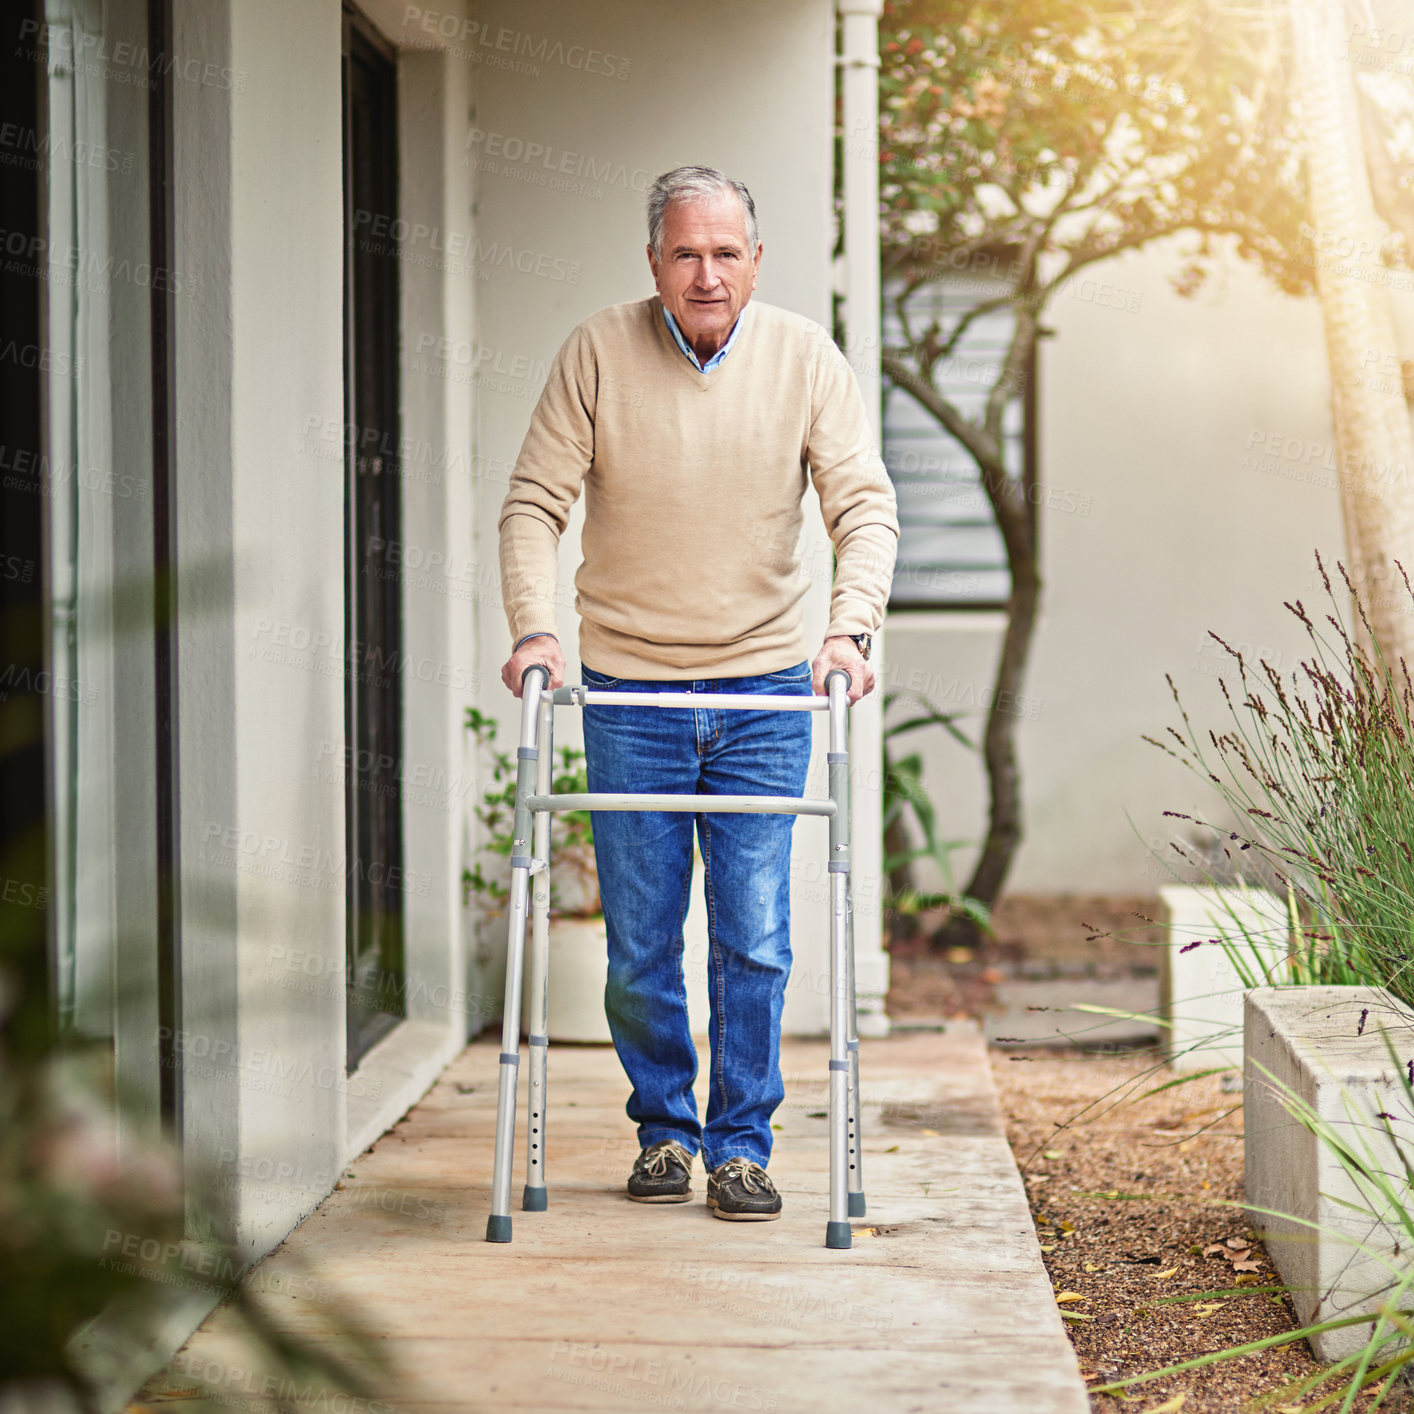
[{"left": 647, "top": 166, "right": 759, "bottom": 257}]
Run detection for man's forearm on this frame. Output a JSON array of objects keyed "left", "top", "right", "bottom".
[
  {"left": 498, "top": 513, "right": 562, "bottom": 642},
  {"left": 824, "top": 523, "right": 899, "bottom": 639}
]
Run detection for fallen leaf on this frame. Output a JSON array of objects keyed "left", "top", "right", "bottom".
[
  {"left": 1039, "top": 1244, "right": 1056, "bottom": 1253},
  {"left": 1060, "top": 1311, "right": 1096, "bottom": 1322},
  {"left": 1043, "top": 1149, "right": 1062, "bottom": 1160},
  {"left": 1084, "top": 1261, "right": 1102, "bottom": 1273},
  {"left": 1232, "top": 1259, "right": 1261, "bottom": 1272},
  {"left": 1224, "top": 1237, "right": 1248, "bottom": 1250},
  {"left": 1234, "top": 1274, "right": 1260, "bottom": 1285},
  {"left": 884, "top": 1145, "right": 899, "bottom": 1153},
  {"left": 1055, "top": 1291, "right": 1087, "bottom": 1304},
  {"left": 1139, "top": 1396, "right": 1186, "bottom": 1413},
  {"left": 1153, "top": 1267, "right": 1180, "bottom": 1279},
  {"left": 1193, "top": 1302, "right": 1225, "bottom": 1317},
  {"left": 1203, "top": 1243, "right": 1227, "bottom": 1257}
]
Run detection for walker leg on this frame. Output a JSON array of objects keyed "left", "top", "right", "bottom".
[
  {"left": 523, "top": 696, "right": 553, "bottom": 1213},
  {"left": 487, "top": 672, "right": 547, "bottom": 1243},
  {"left": 825, "top": 672, "right": 852, "bottom": 1250},
  {"left": 846, "top": 877, "right": 865, "bottom": 1218}
]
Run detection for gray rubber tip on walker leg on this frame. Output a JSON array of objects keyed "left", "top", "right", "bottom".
[
  {"left": 522, "top": 1185, "right": 548, "bottom": 1212},
  {"left": 485, "top": 1214, "right": 513, "bottom": 1243},
  {"left": 848, "top": 1191, "right": 867, "bottom": 1217},
  {"left": 825, "top": 1221, "right": 853, "bottom": 1250}
]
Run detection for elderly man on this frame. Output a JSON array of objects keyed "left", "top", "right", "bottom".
[{"left": 497, "top": 166, "right": 897, "bottom": 1221}]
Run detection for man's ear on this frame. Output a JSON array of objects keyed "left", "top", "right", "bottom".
[
  {"left": 646, "top": 243, "right": 659, "bottom": 284},
  {"left": 750, "top": 241, "right": 763, "bottom": 289}
]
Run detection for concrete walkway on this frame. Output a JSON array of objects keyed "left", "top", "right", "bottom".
[{"left": 147, "top": 1023, "right": 1089, "bottom": 1413}]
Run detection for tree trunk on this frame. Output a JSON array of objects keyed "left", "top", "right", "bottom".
[
  {"left": 882, "top": 324, "right": 1044, "bottom": 953},
  {"left": 931, "top": 555, "right": 1041, "bottom": 951},
  {"left": 1289, "top": 0, "right": 1414, "bottom": 666}
]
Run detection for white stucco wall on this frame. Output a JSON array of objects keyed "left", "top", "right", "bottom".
[
  {"left": 170, "top": 0, "right": 483, "bottom": 1255},
  {"left": 464, "top": 0, "right": 842, "bottom": 1033},
  {"left": 219, "top": 0, "right": 348, "bottom": 1254},
  {"left": 887, "top": 235, "right": 1412, "bottom": 896}
]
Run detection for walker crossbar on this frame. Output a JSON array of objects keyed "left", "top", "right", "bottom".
[
  {"left": 486, "top": 666, "right": 863, "bottom": 1250},
  {"left": 524, "top": 793, "right": 836, "bottom": 817},
  {"left": 553, "top": 687, "right": 831, "bottom": 711}
]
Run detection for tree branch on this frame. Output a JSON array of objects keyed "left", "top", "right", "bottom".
[{"left": 880, "top": 348, "right": 1001, "bottom": 471}]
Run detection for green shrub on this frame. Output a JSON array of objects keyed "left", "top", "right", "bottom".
[{"left": 463, "top": 708, "right": 600, "bottom": 918}]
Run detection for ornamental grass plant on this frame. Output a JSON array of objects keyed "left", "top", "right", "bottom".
[
  {"left": 1145, "top": 552, "right": 1414, "bottom": 1004},
  {"left": 1084, "top": 556, "right": 1414, "bottom": 1409}
]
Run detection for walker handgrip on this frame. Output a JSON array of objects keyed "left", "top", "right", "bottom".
[
  {"left": 824, "top": 668, "right": 853, "bottom": 695},
  {"left": 520, "top": 663, "right": 550, "bottom": 690}
]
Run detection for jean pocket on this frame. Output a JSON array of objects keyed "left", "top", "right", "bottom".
[
  {"left": 581, "top": 665, "right": 624, "bottom": 689},
  {"left": 763, "top": 661, "right": 811, "bottom": 683}
]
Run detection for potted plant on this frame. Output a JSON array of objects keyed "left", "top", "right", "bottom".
[{"left": 464, "top": 709, "right": 611, "bottom": 1043}]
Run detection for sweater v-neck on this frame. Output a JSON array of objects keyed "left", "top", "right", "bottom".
[{"left": 649, "top": 295, "right": 755, "bottom": 390}]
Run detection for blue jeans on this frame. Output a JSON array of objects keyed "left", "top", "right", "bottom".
[{"left": 580, "top": 660, "right": 814, "bottom": 1171}]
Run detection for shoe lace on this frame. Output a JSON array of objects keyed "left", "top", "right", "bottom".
[
  {"left": 718, "top": 1157, "right": 769, "bottom": 1193},
  {"left": 640, "top": 1142, "right": 691, "bottom": 1177}
]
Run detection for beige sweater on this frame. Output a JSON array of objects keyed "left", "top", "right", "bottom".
[{"left": 498, "top": 295, "right": 899, "bottom": 679}]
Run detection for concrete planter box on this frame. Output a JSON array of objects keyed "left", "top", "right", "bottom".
[
  {"left": 521, "top": 916, "right": 613, "bottom": 1044},
  {"left": 1160, "top": 885, "right": 1289, "bottom": 1071},
  {"left": 1245, "top": 985, "right": 1414, "bottom": 1360}
]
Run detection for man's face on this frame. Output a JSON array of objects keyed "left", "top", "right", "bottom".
[{"left": 647, "top": 191, "right": 762, "bottom": 357}]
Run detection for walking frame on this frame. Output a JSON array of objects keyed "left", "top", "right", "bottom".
[{"left": 485, "top": 665, "right": 864, "bottom": 1250}]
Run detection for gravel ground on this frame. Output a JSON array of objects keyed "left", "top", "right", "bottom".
[
  {"left": 989, "top": 1045, "right": 1410, "bottom": 1412},
  {"left": 886, "top": 894, "right": 1411, "bottom": 1413}
]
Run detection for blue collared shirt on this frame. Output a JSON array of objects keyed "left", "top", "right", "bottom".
[{"left": 662, "top": 306, "right": 744, "bottom": 373}]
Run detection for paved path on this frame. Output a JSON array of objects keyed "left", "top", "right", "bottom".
[{"left": 150, "top": 1024, "right": 1090, "bottom": 1413}]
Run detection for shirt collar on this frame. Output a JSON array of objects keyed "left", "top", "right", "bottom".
[{"left": 661, "top": 305, "right": 744, "bottom": 373}]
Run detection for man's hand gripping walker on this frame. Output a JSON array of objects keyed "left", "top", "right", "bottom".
[{"left": 485, "top": 665, "right": 865, "bottom": 1250}]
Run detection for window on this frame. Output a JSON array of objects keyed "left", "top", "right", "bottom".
[
  {"left": 342, "top": 7, "right": 405, "bottom": 1065},
  {"left": 883, "top": 278, "right": 1037, "bottom": 609}
]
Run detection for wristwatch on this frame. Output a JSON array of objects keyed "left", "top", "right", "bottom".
[{"left": 847, "top": 633, "right": 871, "bottom": 662}]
